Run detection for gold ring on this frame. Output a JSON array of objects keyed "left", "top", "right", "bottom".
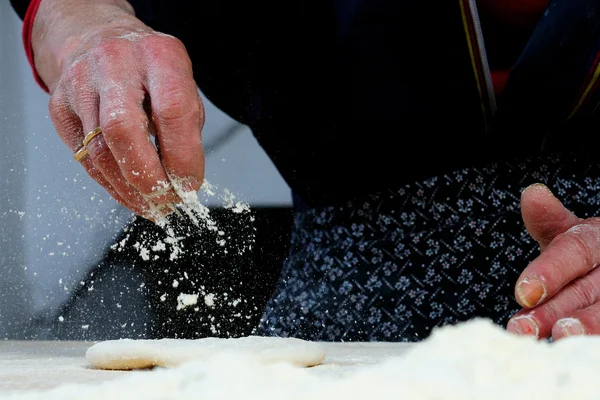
[
  {"left": 83, "top": 127, "right": 103, "bottom": 147},
  {"left": 74, "top": 146, "right": 89, "bottom": 162}
]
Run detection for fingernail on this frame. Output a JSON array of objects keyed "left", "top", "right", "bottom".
[
  {"left": 516, "top": 277, "right": 547, "bottom": 307},
  {"left": 507, "top": 315, "right": 539, "bottom": 338},
  {"left": 522, "top": 183, "right": 554, "bottom": 197},
  {"left": 557, "top": 318, "right": 585, "bottom": 337}
]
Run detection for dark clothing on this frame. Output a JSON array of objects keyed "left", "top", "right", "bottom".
[
  {"left": 10, "top": 0, "right": 28, "bottom": 18},
  {"left": 131, "top": 0, "right": 491, "bottom": 207},
  {"left": 11, "top": 0, "right": 600, "bottom": 340},
  {"left": 10, "top": 0, "right": 600, "bottom": 207}
]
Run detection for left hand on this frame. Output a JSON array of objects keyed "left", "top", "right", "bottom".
[{"left": 506, "top": 183, "right": 600, "bottom": 340}]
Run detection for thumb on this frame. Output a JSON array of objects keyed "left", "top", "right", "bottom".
[{"left": 520, "top": 183, "right": 581, "bottom": 250}]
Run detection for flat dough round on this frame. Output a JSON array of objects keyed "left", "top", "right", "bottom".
[{"left": 85, "top": 336, "right": 327, "bottom": 370}]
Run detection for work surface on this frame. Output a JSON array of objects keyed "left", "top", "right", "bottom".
[{"left": 0, "top": 340, "right": 413, "bottom": 393}]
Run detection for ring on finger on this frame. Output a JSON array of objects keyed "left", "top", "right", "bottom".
[
  {"left": 74, "top": 127, "right": 102, "bottom": 162},
  {"left": 83, "top": 126, "right": 103, "bottom": 147},
  {"left": 74, "top": 146, "right": 89, "bottom": 162}
]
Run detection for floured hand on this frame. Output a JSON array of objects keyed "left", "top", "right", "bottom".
[
  {"left": 32, "top": 0, "right": 205, "bottom": 221},
  {"left": 507, "top": 183, "right": 600, "bottom": 340}
]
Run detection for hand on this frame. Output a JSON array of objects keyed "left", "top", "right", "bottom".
[
  {"left": 506, "top": 183, "right": 600, "bottom": 340},
  {"left": 32, "top": 0, "right": 204, "bottom": 220}
]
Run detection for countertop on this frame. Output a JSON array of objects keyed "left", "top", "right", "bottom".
[{"left": 0, "top": 340, "right": 414, "bottom": 393}]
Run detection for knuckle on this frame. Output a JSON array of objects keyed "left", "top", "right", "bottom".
[
  {"left": 537, "top": 298, "right": 562, "bottom": 323},
  {"left": 75, "top": 91, "right": 98, "bottom": 117},
  {"left": 63, "top": 57, "right": 87, "bottom": 79},
  {"left": 143, "top": 34, "right": 187, "bottom": 55},
  {"left": 88, "top": 141, "right": 112, "bottom": 165},
  {"left": 48, "top": 93, "right": 69, "bottom": 122},
  {"left": 48, "top": 94, "right": 82, "bottom": 147},
  {"left": 101, "top": 111, "right": 137, "bottom": 143},
  {"left": 155, "top": 95, "right": 202, "bottom": 126},
  {"left": 153, "top": 33, "right": 182, "bottom": 46},
  {"left": 573, "top": 275, "right": 600, "bottom": 307},
  {"left": 582, "top": 305, "right": 600, "bottom": 327},
  {"left": 63, "top": 58, "right": 91, "bottom": 91},
  {"left": 561, "top": 227, "right": 595, "bottom": 268},
  {"left": 55, "top": 59, "right": 98, "bottom": 118},
  {"left": 121, "top": 167, "right": 148, "bottom": 186},
  {"left": 90, "top": 39, "right": 124, "bottom": 62}
]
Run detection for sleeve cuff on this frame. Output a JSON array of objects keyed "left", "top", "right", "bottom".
[{"left": 22, "top": 0, "right": 50, "bottom": 93}]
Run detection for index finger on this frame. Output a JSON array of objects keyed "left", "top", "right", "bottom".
[
  {"left": 95, "top": 44, "right": 180, "bottom": 206},
  {"left": 143, "top": 35, "right": 205, "bottom": 196},
  {"left": 514, "top": 221, "right": 600, "bottom": 308}
]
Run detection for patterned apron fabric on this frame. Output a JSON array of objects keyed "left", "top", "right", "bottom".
[{"left": 257, "top": 153, "right": 600, "bottom": 342}]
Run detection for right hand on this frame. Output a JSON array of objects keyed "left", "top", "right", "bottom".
[{"left": 33, "top": 0, "right": 205, "bottom": 221}]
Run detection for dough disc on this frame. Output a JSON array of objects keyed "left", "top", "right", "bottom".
[{"left": 85, "top": 336, "right": 327, "bottom": 370}]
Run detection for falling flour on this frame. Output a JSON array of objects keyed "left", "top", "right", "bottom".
[
  {"left": 203, "top": 293, "right": 216, "bottom": 307},
  {"left": 176, "top": 293, "right": 198, "bottom": 310},
  {"left": 6, "top": 318, "right": 600, "bottom": 399},
  {"left": 111, "top": 179, "right": 255, "bottom": 262}
]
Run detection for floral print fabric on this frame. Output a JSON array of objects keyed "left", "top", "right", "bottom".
[{"left": 257, "top": 154, "right": 600, "bottom": 341}]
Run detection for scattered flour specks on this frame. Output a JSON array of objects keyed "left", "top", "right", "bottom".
[
  {"left": 204, "top": 293, "right": 216, "bottom": 308},
  {"left": 112, "top": 179, "right": 253, "bottom": 263},
  {"left": 176, "top": 293, "right": 199, "bottom": 310}
]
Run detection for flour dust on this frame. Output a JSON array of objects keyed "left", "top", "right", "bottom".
[
  {"left": 112, "top": 179, "right": 254, "bottom": 262},
  {"left": 109, "top": 179, "right": 257, "bottom": 337}
]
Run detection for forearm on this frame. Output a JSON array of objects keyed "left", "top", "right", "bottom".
[{"left": 31, "top": 0, "right": 146, "bottom": 92}]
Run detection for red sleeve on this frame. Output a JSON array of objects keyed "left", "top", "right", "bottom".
[{"left": 22, "top": 0, "right": 49, "bottom": 93}]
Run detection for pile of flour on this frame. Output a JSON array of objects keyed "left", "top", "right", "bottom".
[{"left": 5, "top": 318, "right": 600, "bottom": 399}]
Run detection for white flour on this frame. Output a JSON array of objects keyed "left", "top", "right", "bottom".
[
  {"left": 173, "top": 289, "right": 221, "bottom": 331},
  {"left": 175, "top": 288, "right": 218, "bottom": 311},
  {"left": 175, "top": 293, "right": 198, "bottom": 310},
  {"left": 111, "top": 179, "right": 254, "bottom": 262},
  {"left": 204, "top": 293, "right": 216, "bottom": 307},
  {"left": 5, "top": 318, "right": 600, "bottom": 399},
  {"left": 109, "top": 180, "right": 257, "bottom": 332}
]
